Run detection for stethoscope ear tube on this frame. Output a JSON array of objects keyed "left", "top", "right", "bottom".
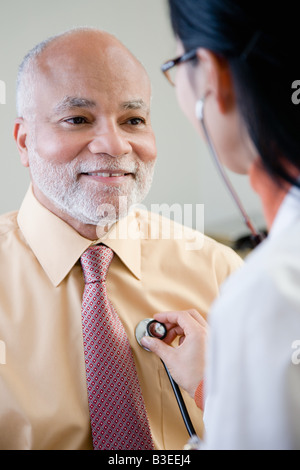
[{"left": 196, "top": 97, "right": 265, "bottom": 246}]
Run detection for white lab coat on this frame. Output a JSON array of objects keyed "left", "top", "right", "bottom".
[{"left": 202, "top": 185, "right": 300, "bottom": 450}]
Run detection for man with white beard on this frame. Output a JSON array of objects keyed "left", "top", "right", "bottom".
[{"left": 0, "top": 27, "right": 242, "bottom": 450}]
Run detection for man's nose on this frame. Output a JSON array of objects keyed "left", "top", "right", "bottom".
[{"left": 88, "top": 126, "right": 132, "bottom": 157}]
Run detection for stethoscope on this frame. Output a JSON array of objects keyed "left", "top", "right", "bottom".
[{"left": 135, "top": 318, "right": 200, "bottom": 447}]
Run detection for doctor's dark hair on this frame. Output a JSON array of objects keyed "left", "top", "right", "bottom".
[{"left": 167, "top": 0, "right": 300, "bottom": 188}]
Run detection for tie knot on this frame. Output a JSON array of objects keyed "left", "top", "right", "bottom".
[{"left": 80, "top": 245, "right": 113, "bottom": 284}]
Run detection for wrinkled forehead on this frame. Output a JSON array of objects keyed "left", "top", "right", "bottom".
[{"left": 33, "top": 34, "right": 151, "bottom": 111}]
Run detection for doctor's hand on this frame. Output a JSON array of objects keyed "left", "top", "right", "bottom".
[{"left": 141, "top": 309, "right": 208, "bottom": 398}]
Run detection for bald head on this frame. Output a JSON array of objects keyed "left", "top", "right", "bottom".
[{"left": 16, "top": 27, "right": 150, "bottom": 119}]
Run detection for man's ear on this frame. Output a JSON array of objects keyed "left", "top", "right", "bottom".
[
  {"left": 14, "top": 118, "right": 30, "bottom": 167},
  {"left": 195, "top": 48, "right": 235, "bottom": 114}
]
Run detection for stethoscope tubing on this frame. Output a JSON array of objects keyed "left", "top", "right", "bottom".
[
  {"left": 196, "top": 98, "right": 264, "bottom": 247},
  {"left": 161, "top": 360, "right": 197, "bottom": 438}
]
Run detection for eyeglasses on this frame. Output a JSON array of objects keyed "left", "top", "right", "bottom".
[{"left": 161, "top": 49, "right": 198, "bottom": 86}]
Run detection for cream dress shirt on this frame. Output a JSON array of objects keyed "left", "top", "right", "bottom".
[
  {"left": 203, "top": 186, "right": 300, "bottom": 449},
  {"left": 0, "top": 186, "right": 242, "bottom": 450}
]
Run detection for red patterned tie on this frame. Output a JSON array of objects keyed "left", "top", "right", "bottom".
[{"left": 80, "top": 244, "right": 154, "bottom": 450}]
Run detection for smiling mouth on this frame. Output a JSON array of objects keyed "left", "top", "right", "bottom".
[{"left": 82, "top": 171, "right": 132, "bottom": 177}]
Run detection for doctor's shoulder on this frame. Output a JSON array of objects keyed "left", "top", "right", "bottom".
[{"left": 214, "top": 224, "right": 300, "bottom": 322}]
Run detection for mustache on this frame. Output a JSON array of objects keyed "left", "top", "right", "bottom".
[{"left": 66, "top": 157, "right": 139, "bottom": 175}]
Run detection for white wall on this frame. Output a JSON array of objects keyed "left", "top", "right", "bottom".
[{"left": 0, "top": 0, "right": 264, "bottom": 239}]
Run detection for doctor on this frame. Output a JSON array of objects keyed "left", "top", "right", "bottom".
[{"left": 142, "top": 0, "right": 300, "bottom": 449}]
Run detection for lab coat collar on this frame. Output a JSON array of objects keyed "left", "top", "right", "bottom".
[{"left": 269, "top": 184, "right": 300, "bottom": 240}]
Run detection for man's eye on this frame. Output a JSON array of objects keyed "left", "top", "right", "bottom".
[
  {"left": 64, "top": 116, "right": 88, "bottom": 125},
  {"left": 127, "top": 117, "right": 145, "bottom": 126}
]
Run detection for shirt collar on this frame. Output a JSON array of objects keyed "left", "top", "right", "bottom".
[{"left": 17, "top": 186, "right": 141, "bottom": 287}]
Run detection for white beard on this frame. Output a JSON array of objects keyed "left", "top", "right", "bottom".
[{"left": 27, "top": 142, "right": 155, "bottom": 226}]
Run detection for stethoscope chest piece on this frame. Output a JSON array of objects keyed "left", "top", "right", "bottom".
[{"left": 135, "top": 318, "right": 167, "bottom": 351}]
